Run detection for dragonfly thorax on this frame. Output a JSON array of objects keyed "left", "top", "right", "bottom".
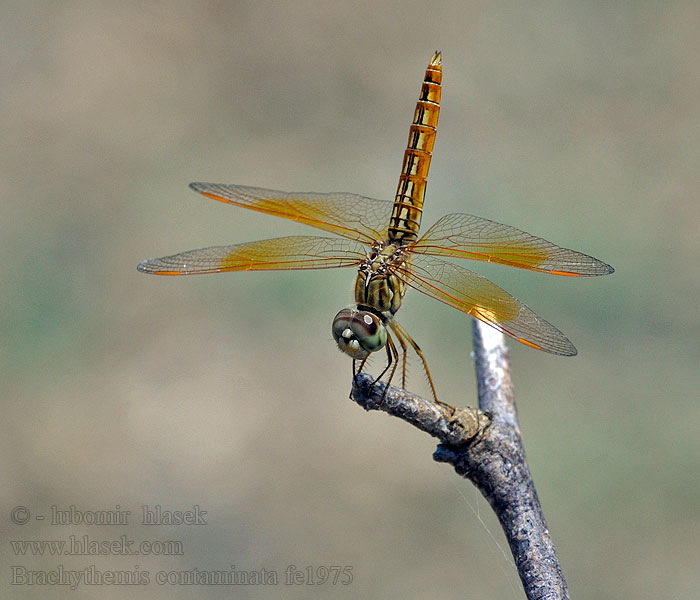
[{"left": 354, "top": 242, "right": 408, "bottom": 317}]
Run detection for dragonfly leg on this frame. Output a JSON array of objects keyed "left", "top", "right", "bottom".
[
  {"left": 368, "top": 332, "right": 399, "bottom": 403},
  {"left": 388, "top": 321, "right": 409, "bottom": 388},
  {"left": 391, "top": 321, "right": 454, "bottom": 412},
  {"left": 351, "top": 356, "right": 370, "bottom": 398},
  {"left": 381, "top": 334, "right": 400, "bottom": 403},
  {"left": 354, "top": 356, "right": 370, "bottom": 377}
]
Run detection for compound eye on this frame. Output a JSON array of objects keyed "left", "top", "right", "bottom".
[
  {"left": 331, "top": 308, "right": 354, "bottom": 342},
  {"left": 351, "top": 311, "right": 387, "bottom": 352}
]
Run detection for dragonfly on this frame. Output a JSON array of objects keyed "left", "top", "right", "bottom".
[{"left": 138, "top": 51, "right": 613, "bottom": 405}]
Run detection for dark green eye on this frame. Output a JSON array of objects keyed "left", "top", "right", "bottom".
[
  {"left": 332, "top": 307, "right": 387, "bottom": 359},
  {"left": 351, "top": 312, "right": 387, "bottom": 352},
  {"left": 331, "top": 308, "right": 353, "bottom": 342}
]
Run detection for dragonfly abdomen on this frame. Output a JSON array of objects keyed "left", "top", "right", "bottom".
[{"left": 388, "top": 51, "right": 442, "bottom": 244}]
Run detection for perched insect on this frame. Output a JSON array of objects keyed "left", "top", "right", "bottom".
[{"left": 138, "top": 52, "right": 613, "bottom": 405}]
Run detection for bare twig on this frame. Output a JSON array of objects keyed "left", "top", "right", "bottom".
[{"left": 349, "top": 319, "right": 570, "bottom": 600}]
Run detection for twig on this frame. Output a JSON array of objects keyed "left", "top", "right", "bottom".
[{"left": 349, "top": 319, "right": 570, "bottom": 600}]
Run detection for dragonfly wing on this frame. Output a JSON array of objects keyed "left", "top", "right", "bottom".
[
  {"left": 189, "top": 183, "right": 392, "bottom": 244},
  {"left": 412, "top": 213, "right": 613, "bottom": 276},
  {"left": 138, "top": 236, "right": 365, "bottom": 275},
  {"left": 399, "top": 254, "right": 577, "bottom": 355}
]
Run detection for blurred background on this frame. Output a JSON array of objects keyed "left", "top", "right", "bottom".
[{"left": 2, "top": 1, "right": 698, "bottom": 598}]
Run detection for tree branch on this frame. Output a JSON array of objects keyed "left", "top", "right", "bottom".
[{"left": 349, "top": 319, "right": 570, "bottom": 600}]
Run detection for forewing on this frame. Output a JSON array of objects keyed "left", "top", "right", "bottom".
[
  {"left": 398, "top": 254, "right": 578, "bottom": 355},
  {"left": 189, "top": 183, "right": 392, "bottom": 244},
  {"left": 413, "top": 213, "right": 613, "bottom": 276},
  {"left": 138, "top": 236, "right": 365, "bottom": 275}
]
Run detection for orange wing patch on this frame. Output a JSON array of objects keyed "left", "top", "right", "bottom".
[
  {"left": 190, "top": 183, "right": 392, "bottom": 245},
  {"left": 413, "top": 212, "right": 613, "bottom": 276},
  {"left": 138, "top": 236, "right": 365, "bottom": 276}
]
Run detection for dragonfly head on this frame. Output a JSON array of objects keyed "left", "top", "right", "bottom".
[{"left": 332, "top": 307, "right": 387, "bottom": 359}]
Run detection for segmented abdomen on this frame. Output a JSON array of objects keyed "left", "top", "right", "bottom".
[{"left": 387, "top": 51, "right": 442, "bottom": 244}]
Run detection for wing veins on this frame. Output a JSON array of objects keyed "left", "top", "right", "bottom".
[{"left": 413, "top": 213, "right": 613, "bottom": 276}]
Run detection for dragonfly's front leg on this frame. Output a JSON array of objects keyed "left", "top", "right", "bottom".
[
  {"left": 388, "top": 322, "right": 409, "bottom": 389},
  {"left": 365, "top": 333, "right": 399, "bottom": 404},
  {"left": 350, "top": 357, "right": 370, "bottom": 398}
]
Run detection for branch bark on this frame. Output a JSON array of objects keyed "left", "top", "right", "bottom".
[{"left": 349, "top": 319, "right": 570, "bottom": 600}]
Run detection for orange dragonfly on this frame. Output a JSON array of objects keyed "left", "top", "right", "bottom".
[{"left": 138, "top": 52, "right": 613, "bottom": 405}]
